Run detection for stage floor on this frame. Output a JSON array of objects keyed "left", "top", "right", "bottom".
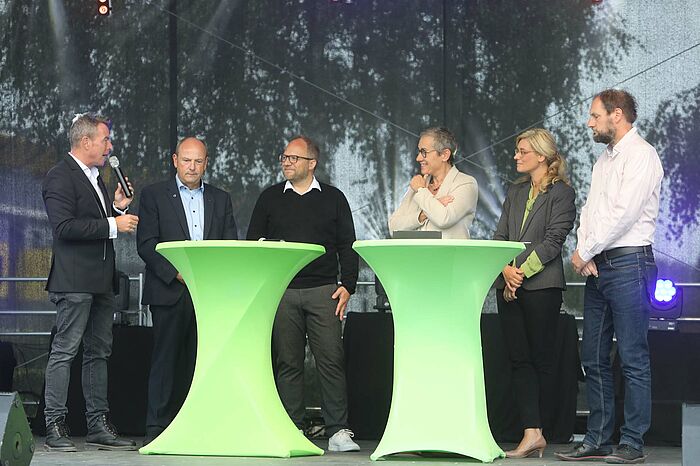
[{"left": 30, "top": 437, "right": 682, "bottom": 465}]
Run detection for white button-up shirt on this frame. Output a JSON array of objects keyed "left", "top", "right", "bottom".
[
  {"left": 284, "top": 177, "right": 321, "bottom": 196},
  {"left": 576, "top": 127, "right": 664, "bottom": 262},
  {"left": 69, "top": 153, "right": 118, "bottom": 239},
  {"left": 175, "top": 175, "right": 205, "bottom": 241}
]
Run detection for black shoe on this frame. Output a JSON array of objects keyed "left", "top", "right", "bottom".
[
  {"left": 555, "top": 443, "right": 613, "bottom": 461},
  {"left": 86, "top": 414, "right": 137, "bottom": 451},
  {"left": 605, "top": 444, "right": 647, "bottom": 464},
  {"left": 44, "top": 418, "right": 77, "bottom": 452}
]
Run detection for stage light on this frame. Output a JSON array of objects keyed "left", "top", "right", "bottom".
[
  {"left": 97, "top": 0, "right": 112, "bottom": 17},
  {"left": 654, "top": 279, "right": 678, "bottom": 305},
  {"left": 650, "top": 278, "right": 683, "bottom": 319}
]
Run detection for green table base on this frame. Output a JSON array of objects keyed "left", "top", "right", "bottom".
[
  {"left": 353, "top": 239, "right": 525, "bottom": 462},
  {"left": 139, "top": 240, "right": 325, "bottom": 458}
]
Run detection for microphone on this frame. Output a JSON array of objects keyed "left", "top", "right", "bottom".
[{"left": 108, "top": 155, "right": 133, "bottom": 198}]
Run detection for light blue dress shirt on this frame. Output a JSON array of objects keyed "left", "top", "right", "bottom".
[{"left": 175, "top": 175, "right": 205, "bottom": 241}]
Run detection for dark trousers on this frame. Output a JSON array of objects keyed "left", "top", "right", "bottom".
[
  {"left": 44, "top": 292, "right": 114, "bottom": 429},
  {"left": 496, "top": 287, "right": 562, "bottom": 431},
  {"left": 272, "top": 284, "right": 349, "bottom": 437},
  {"left": 146, "top": 291, "right": 197, "bottom": 434}
]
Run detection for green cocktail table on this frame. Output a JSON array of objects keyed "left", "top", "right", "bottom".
[
  {"left": 353, "top": 239, "right": 525, "bottom": 462},
  {"left": 139, "top": 240, "right": 325, "bottom": 457}
]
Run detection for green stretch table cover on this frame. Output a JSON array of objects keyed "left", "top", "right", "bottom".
[
  {"left": 140, "top": 240, "right": 325, "bottom": 458},
  {"left": 353, "top": 239, "right": 525, "bottom": 462}
]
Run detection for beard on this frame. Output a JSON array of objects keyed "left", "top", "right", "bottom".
[{"left": 592, "top": 127, "right": 614, "bottom": 144}]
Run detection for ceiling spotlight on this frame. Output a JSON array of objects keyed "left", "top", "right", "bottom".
[{"left": 97, "top": 0, "right": 112, "bottom": 17}]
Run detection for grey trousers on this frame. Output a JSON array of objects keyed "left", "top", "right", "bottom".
[
  {"left": 44, "top": 292, "right": 114, "bottom": 429},
  {"left": 272, "top": 284, "right": 349, "bottom": 436}
]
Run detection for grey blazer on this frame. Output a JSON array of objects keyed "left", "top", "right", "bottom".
[{"left": 493, "top": 180, "right": 576, "bottom": 291}]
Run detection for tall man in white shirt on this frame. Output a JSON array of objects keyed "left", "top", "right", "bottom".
[{"left": 556, "top": 90, "right": 663, "bottom": 464}]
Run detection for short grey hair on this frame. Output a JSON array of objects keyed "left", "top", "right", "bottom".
[
  {"left": 420, "top": 126, "right": 457, "bottom": 165},
  {"left": 69, "top": 113, "right": 110, "bottom": 149},
  {"left": 175, "top": 137, "right": 208, "bottom": 157}
]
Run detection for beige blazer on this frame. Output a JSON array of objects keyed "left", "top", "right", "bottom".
[{"left": 388, "top": 166, "right": 478, "bottom": 239}]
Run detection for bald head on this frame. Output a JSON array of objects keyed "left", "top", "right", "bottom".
[
  {"left": 172, "top": 137, "right": 208, "bottom": 189},
  {"left": 176, "top": 137, "right": 208, "bottom": 157}
]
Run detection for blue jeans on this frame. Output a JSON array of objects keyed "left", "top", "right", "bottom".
[
  {"left": 581, "top": 251, "right": 657, "bottom": 451},
  {"left": 44, "top": 292, "right": 114, "bottom": 429}
]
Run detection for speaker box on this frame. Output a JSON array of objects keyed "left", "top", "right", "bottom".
[
  {"left": 0, "top": 392, "right": 34, "bottom": 466},
  {"left": 0, "top": 342, "right": 15, "bottom": 392},
  {"left": 683, "top": 403, "right": 700, "bottom": 466},
  {"left": 613, "top": 330, "right": 700, "bottom": 445}
]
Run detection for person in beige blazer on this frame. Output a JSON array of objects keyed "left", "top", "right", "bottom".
[{"left": 388, "top": 127, "right": 478, "bottom": 239}]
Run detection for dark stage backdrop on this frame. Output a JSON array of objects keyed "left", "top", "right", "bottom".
[{"left": 0, "top": 0, "right": 699, "bottom": 410}]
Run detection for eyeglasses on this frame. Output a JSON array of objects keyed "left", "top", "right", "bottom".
[
  {"left": 417, "top": 148, "right": 439, "bottom": 159},
  {"left": 514, "top": 148, "right": 536, "bottom": 156},
  {"left": 279, "top": 153, "right": 315, "bottom": 164}
]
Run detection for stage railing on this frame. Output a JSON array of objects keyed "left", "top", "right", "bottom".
[
  {"left": 1, "top": 276, "right": 699, "bottom": 337},
  {"left": 0, "top": 274, "right": 146, "bottom": 336}
]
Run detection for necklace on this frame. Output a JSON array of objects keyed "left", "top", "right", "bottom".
[{"left": 428, "top": 180, "right": 441, "bottom": 194}]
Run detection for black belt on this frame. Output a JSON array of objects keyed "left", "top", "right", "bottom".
[{"left": 593, "top": 245, "right": 653, "bottom": 264}]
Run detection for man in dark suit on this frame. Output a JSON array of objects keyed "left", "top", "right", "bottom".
[
  {"left": 137, "top": 137, "right": 238, "bottom": 445},
  {"left": 42, "top": 113, "right": 139, "bottom": 452}
]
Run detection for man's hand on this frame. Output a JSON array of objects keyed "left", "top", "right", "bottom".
[
  {"left": 113, "top": 177, "right": 135, "bottom": 211},
  {"left": 176, "top": 273, "right": 185, "bottom": 284},
  {"left": 581, "top": 260, "right": 599, "bottom": 277},
  {"left": 410, "top": 174, "right": 429, "bottom": 192},
  {"left": 437, "top": 195, "right": 454, "bottom": 206},
  {"left": 502, "top": 265, "right": 524, "bottom": 290},
  {"left": 572, "top": 250, "right": 598, "bottom": 277},
  {"left": 418, "top": 211, "right": 427, "bottom": 223},
  {"left": 332, "top": 286, "right": 351, "bottom": 321},
  {"left": 115, "top": 214, "right": 139, "bottom": 233}
]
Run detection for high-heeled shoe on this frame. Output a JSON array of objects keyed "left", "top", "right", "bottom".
[{"left": 505, "top": 436, "right": 546, "bottom": 459}]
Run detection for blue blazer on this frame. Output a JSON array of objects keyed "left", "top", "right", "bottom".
[{"left": 137, "top": 178, "right": 238, "bottom": 306}]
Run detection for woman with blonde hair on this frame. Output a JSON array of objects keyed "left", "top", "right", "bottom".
[{"left": 493, "top": 128, "right": 576, "bottom": 458}]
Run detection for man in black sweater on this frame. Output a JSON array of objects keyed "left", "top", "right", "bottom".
[{"left": 247, "top": 135, "right": 360, "bottom": 452}]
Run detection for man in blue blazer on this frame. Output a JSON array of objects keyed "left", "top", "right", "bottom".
[
  {"left": 42, "top": 113, "right": 139, "bottom": 452},
  {"left": 137, "top": 137, "right": 238, "bottom": 445}
]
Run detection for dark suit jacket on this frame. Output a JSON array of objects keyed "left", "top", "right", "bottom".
[
  {"left": 493, "top": 180, "right": 576, "bottom": 291},
  {"left": 137, "top": 178, "right": 238, "bottom": 306},
  {"left": 42, "top": 154, "right": 122, "bottom": 294}
]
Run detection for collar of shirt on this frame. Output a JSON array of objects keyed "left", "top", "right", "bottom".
[
  {"left": 68, "top": 152, "right": 99, "bottom": 181},
  {"left": 604, "top": 127, "right": 638, "bottom": 159},
  {"left": 175, "top": 174, "right": 205, "bottom": 194},
  {"left": 283, "top": 177, "right": 321, "bottom": 196}
]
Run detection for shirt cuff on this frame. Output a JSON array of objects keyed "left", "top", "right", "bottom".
[
  {"left": 107, "top": 217, "right": 117, "bottom": 239},
  {"left": 113, "top": 203, "right": 128, "bottom": 215},
  {"left": 521, "top": 251, "right": 545, "bottom": 278},
  {"left": 579, "top": 248, "right": 595, "bottom": 263}
]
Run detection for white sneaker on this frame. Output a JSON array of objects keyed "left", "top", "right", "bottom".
[{"left": 328, "top": 429, "right": 360, "bottom": 452}]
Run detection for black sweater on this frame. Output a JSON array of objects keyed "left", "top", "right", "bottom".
[{"left": 246, "top": 181, "right": 359, "bottom": 293}]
